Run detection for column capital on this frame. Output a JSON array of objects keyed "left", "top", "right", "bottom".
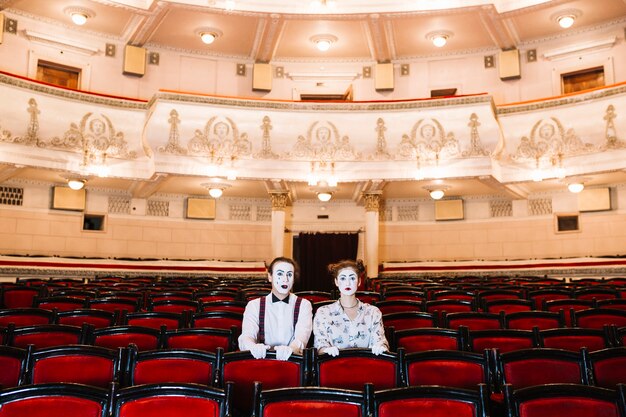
[
  {"left": 269, "top": 191, "right": 290, "bottom": 210},
  {"left": 362, "top": 191, "right": 382, "bottom": 212}
]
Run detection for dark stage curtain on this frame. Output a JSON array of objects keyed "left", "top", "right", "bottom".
[{"left": 295, "top": 232, "right": 359, "bottom": 292}]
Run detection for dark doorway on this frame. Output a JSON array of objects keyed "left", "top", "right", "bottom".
[{"left": 294, "top": 232, "right": 359, "bottom": 292}]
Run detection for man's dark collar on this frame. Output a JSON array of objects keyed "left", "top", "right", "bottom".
[{"left": 272, "top": 293, "right": 290, "bottom": 303}]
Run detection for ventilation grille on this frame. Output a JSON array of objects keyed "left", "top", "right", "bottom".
[
  {"left": 398, "top": 205, "right": 419, "bottom": 221},
  {"left": 230, "top": 204, "right": 251, "bottom": 221},
  {"left": 256, "top": 205, "right": 271, "bottom": 222},
  {"left": 529, "top": 198, "right": 552, "bottom": 216},
  {"left": 0, "top": 186, "right": 23, "bottom": 206},
  {"left": 108, "top": 196, "right": 131, "bottom": 214},
  {"left": 147, "top": 200, "right": 169, "bottom": 217},
  {"left": 490, "top": 200, "right": 513, "bottom": 217}
]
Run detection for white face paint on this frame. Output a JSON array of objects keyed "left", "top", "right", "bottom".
[
  {"left": 269, "top": 261, "right": 295, "bottom": 296},
  {"left": 335, "top": 267, "right": 359, "bottom": 296}
]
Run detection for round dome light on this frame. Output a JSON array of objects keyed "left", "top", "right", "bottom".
[
  {"left": 208, "top": 187, "right": 223, "bottom": 198},
  {"left": 568, "top": 182, "right": 585, "bottom": 193},
  {"left": 317, "top": 192, "right": 332, "bottom": 202},
  {"left": 429, "top": 189, "right": 445, "bottom": 200}
]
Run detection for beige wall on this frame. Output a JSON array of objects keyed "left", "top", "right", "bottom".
[
  {"left": 380, "top": 211, "right": 626, "bottom": 262},
  {"left": 0, "top": 207, "right": 271, "bottom": 261}
]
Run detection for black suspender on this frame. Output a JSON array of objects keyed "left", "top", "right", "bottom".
[{"left": 258, "top": 295, "right": 303, "bottom": 345}]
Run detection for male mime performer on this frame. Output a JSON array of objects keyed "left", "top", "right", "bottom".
[{"left": 238, "top": 256, "right": 313, "bottom": 360}]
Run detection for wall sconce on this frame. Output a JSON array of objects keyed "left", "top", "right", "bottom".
[
  {"left": 311, "top": 34, "right": 338, "bottom": 52},
  {"left": 64, "top": 7, "right": 95, "bottom": 26},
  {"left": 423, "top": 185, "right": 449, "bottom": 200},
  {"left": 426, "top": 30, "right": 453, "bottom": 48},
  {"left": 552, "top": 9, "right": 581, "bottom": 29},
  {"left": 202, "top": 179, "right": 231, "bottom": 199},
  {"left": 196, "top": 27, "right": 223, "bottom": 45}
]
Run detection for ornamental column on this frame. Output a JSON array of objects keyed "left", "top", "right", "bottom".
[
  {"left": 363, "top": 191, "right": 382, "bottom": 279},
  {"left": 269, "top": 191, "right": 289, "bottom": 259}
]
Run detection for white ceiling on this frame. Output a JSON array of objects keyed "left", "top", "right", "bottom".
[{"left": 2, "top": 0, "right": 626, "bottom": 201}]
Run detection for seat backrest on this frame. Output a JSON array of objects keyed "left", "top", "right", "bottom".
[
  {"left": 163, "top": 327, "right": 234, "bottom": 352},
  {"left": 505, "top": 310, "right": 565, "bottom": 330},
  {"left": 6, "top": 323, "right": 89, "bottom": 349},
  {"left": 123, "top": 311, "right": 187, "bottom": 329},
  {"left": 34, "top": 296, "right": 88, "bottom": 311},
  {"left": 222, "top": 350, "right": 307, "bottom": 417},
  {"left": 539, "top": 326, "right": 613, "bottom": 351},
  {"left": 586, "top": 347, "right": 626, "bottom": 389},
  {"left": 254, "top": 383, "right": 367, "bottom": 417},
  {"left": 383, "top": 311, "right": 438, "bottom": 331},
  {"left": 374, "top": 300, "right": 424, "bottom": 315},
  {"left": 574, "top": 288, "right": 620, "bottom": 301},
  {"left": 424, "top": 299, "right": 474, "bottom": 315},
  {"left": 392, "top": 327, "right": 467, "bottom": 353},
  {"left": 200, "top": 300, "right": 247, "bottom": 314},
  {"left": 28, "top": 345, "right": 123, "bottom": 388},
  {"left": 56, "top": 309, "right": 117, "bottom": 328},
  {"left": 88, "top": 297, "right": 141, "bottom": 313},
  {"left": 190, "top": 311, "right": 243, "bottom": 331},
  {"left": 149, "top": 299, "right": 200, "bottom": 313},
  {"left": 404, "top": 349, "right": 491, "bottom": 391},
  {"left": 468, "top": 328, "right": 539, "bottom": 353},
  {"left": 495, "top": 348, "right": 587, "bottom": 392},
  {"left": 527, "top": 289, "right": 572, "bottom": 309},
  {"left": 294, "top": 291, "right": 332, "bottom": 303},
  {"left": 503, "top": 383, "right": 626, "bottom": 417},
  {"left": 597, "top": 299, "right": 626, "bottom": 311},
  {"left": 313, "top": 348, "right": 404, "bottom": 390},
  {"left": 443, "top": 311, "right": 504, "bottom": 331},
  {"left": 573, "top": 308, "right": 626, "bottom": 329},
  {"left": 1, "top": 286, "right": 44, "bottom": 309},
  {"left": 0, "top": 383, "right": 111, "bottom": 417},
  {"left": 0, "top": 346, "right": 28, "bottom": 388},
  {"left": 112, "top": 382, "right": 232, "bottom": 417},
  {"left": 373, "top": 384, "right": 489, "bottom": 417},
  {"left": 128, "top": 345, "right": 221, "bottom": 386},
  {"left": 0, "top": 308, "right": 56, "bottom": 327},
  {"left": 90, "top": 325, "right": 164, "bottom": 351},
  {"left": 483, "top": 299, "right": 533, "bottom": 314},
  {"left": 194, "top": 290, "right": 239, "bottom": 303}
]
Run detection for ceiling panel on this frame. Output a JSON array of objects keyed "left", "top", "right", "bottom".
[
  {"left": 151, "top": 8, "right": 260, "bottom": 57},
  {"left": 275, "top": 19, "right": 371, "bottom": 59},
  {"left": 392, "top": 10, "right": 496, "bottom": 57}
]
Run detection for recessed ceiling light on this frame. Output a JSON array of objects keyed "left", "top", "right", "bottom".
[
  {"left": 196, "top": 27, "right": 223, "bottom": 45},
  {"left": 310, "top": 34, "right": 338, "bottom": 52},
  {"left": 426, "top": 30, "right": 453, "bottom": 48}
]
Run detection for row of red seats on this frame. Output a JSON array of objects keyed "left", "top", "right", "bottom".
[{"left": 2, "top": 344, "right": 626, "bottom": 417}]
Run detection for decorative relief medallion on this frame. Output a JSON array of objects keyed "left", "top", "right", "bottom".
[
  {"left": 398, "top": 118, "right": 459, "bottom": 162},
  {"left": 601, "top": 105, "right": 625, "bottom": 150},
  {"left": 290, "top": 121, "right": 361, "bottom": 161},
  {"left": 51, "top": 112, "right": 137, "bottom": 161},
  {"left": 186, "top": 116, "right": 252, "bottom": 162},
  {"left": 462, "top": 113, "right": 489, "bottom": 157},
  {"left": 511, "top": 117, "right": 593, "bottom": 164},
  {"left": 254, "top": 115, "right": 278, "bottom": 159}
]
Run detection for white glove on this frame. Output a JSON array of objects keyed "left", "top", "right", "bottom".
[
  {"left": 371, "top": 344, "right": 387, "bottom": 356},
  {"left": 250, "top": 343, "right": 269, "bottom": 359},
  {"left": 275, "top": 345, "right": 293, "bottom": 361},
  {"left": 321, "top": 346, "right": 339, "bottom": 357}
]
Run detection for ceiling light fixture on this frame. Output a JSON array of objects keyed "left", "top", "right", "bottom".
[
  {"left": 311, "top": 34, "right": 338, "bottom": 52},
  {"left": 423, "top": 185, "right": 449, "bottom": 200},
  {"left": 201, "top": 179, "right": 231, "bottom": 199},
  {"left": 552, "top": 9, "right": 582, "bottom": 29},
  {"left": 68, "top": 179, "right": 86, "bottom": 190},
  {"left": 567, "top": 182, "right": 585, "bottom": 193},
  {"left": 426, "top": 30, "right": 453, "bottom": 48},
  {"left": 317, "top": 191, "right": 332, "bottom": 202},
  {"left": 64, "top": 7, "right": 95, "bottom": 26},
  {"left": 196, "top": 27, "right": 223, "bottom": 45}
]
